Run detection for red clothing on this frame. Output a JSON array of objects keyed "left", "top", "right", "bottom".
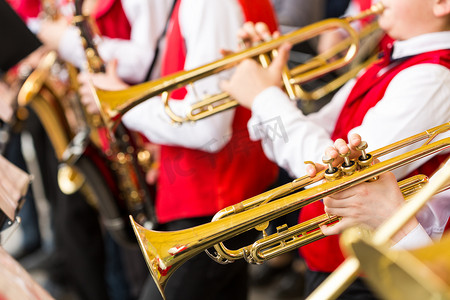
[
  {"left": 157, "top": 0, "right": 279, "bottom": 223},
  {"left": 7, "top": 0, "right": 39, "bottom": 20},
  {"left": 94, "top": 0, "right": 130, "bottom": 40},
  {"left": 300, "top": 48, "right": 450, "bottom": 272},
  {"left": 9, "top": 0, "right": 130, "bottom": 36}
]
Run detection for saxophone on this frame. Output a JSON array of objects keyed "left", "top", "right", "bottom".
[{"left": 72, "top": 0, "right": 158, "bottom": 233}]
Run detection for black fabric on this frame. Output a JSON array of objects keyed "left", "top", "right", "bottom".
[
  {"left": 139, "top": 216, "right": 256, "bottom": 300},
  {"left": 24, "top": 110, "right": 110, "bottom": 300},
  {"left": 0, "top": 0, "right": 41, "bottom": 73},
  {"left": 304, "top": 268, "right": 381, "bottom": 300},
  {"left": 3, "top": 130, "right": 41, "bottom": 255},
  {"left": 143, "top": 0, "right": 178, "bottom": 81},
  {"left": 325, "top": 0, "right": 351, "bottom": 18}
]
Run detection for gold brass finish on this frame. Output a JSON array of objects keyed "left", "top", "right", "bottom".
[
  {"left": 345, "top": 232, "right": 450, "bottom": 300},
  {"left": 306, "top": 147, "right": 450, "bottom": 300},
  {"left": 57, "top": 164, "right": 86, "bottom": 195},
  {"left": 96, "top": 3, "right": 384, "bottom": 127},
  {"left": 130, "top": 122, "right": 450, "bottom": 300},
  {"left": 73, "top": 0, "right": 158, "bottom": 230},
  {"left": 322, "top": 155, "right": 342, "bottom": 181},
  {"left": 17, "top": 51, "right": 88, "bottom": 195}
]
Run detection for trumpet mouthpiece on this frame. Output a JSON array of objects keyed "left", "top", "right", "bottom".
[{"left": 346, "top": 2, "right": 385, "bottom": 23}]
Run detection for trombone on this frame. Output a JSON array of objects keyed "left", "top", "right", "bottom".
[
  {"left": 96, "top": 3, "right": 384, "bottom": 129},
  {"left": 130, "top": 122, "right": 450, "bottom": 300}
]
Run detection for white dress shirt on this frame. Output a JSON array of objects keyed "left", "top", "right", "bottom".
[
  {"left": 247, "top": 31, "right": 450, "bottom": 247},
  {"left": 248, "top": 31, "right": 450, "bottom": 179},
  {"left": 57, "top": 0, "right": 173, "bottom": 83},
  {"left": 394, "top": 161, "right": 450, "bottom": 250},
  {"left": 122, "top": 0, "right": 246, "bottom": 153}
]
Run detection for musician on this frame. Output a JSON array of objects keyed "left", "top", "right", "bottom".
[
  {"left": 80, "top": 0, "right": 279, "bottom": 299},
  {"left": 119, "top": 1, "right": 280, "bottom": 299},
  {"left": 8, "top": 0, "right": 175, "bottom": 299},
  {"left": 307, "top": 134, "right": 450, "bottom": 249},
  {"left": 221, "top": 0, "right": 450, "bottom": 298}
]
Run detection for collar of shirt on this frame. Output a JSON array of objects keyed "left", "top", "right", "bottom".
[{"left": 392, "top": 31, "right": 450, "bottom": 60}]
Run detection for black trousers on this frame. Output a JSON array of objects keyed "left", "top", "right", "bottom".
[
  {"left": 304, "top": 268, "right": 380, "bottom": 300},
  {"left": 139, "top": 216, "right": 255, "bottom": 300},
  {"left": 25, "top": 110, "right": 110, "bottom": 300}
]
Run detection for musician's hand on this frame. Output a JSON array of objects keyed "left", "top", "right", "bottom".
[
  {"left": 304, "top": 162, "right": 326, "bottom": 177},
  {"left": 319, "top": 134, "right": 419, "bottom": 242},
  {"left": 220, "top": 42, "right": 291, "bottom": 109},
  {"left": 320, "top": 171, "right": 411, "bottom": 236},
  {"left": 324, "top": 134, "right": 364, "bottom": 167},
  {"left": 144, "top": 143, "right": 160, "bottom": 185},
  {"left": 237, "top": 22, "right": 280, "bottom": 48},
  {"left": 317, "top": 29, "right": 347, "bottom": 57},
  {"left": 219, "top": 49, "right": 233, "bottom": 57},
  {"left": 38, "top": 18, "right": 69, "bottom": 51},
  {"left": 78, "top": 59, "right": 129, "bottom": 114},
  {"left": 20, "top": 46, "right": 50, "bottom": 70},
  {"left": 0, "top": 81, "right": 15, "bottom": 123},
  {"left": 305, "top": 134, "right": 363, "bottom": 177},
  {"left": 219, "top": 22, "right": 281, "bottom": 59}
]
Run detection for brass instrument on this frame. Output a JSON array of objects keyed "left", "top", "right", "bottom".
[
  {"left": 14, "top": 0, "right": 157, "bottom": 246},
  {"left": 130, "top": 122, "right": 450, "bottom": 299},
  {"left": 345, "top": 231, "right": 450, "bottom": 300},
  {"left": 95, "top": 3, "right": 384, "bottom": 128},
  {"left": 72, "top": 0, "right": 158, "bottom": 230},
  {"left": 307, "top": 160, "right": 450, "bottom": 300}
]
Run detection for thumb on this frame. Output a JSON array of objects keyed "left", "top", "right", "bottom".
[
  {"left": 305, "top": 161, "right": 326, "bottom": 177},
  {"left": 105, "top": 59, "right": 118, "bottom": 76},
  {"left": 219, "top": 79, "right": 230, "bottom": 94},
  {"left": 320, "top": 223, "right": 342, "bottom": 236},
  {"left": 269, "top": 42, "right": 291, "bottom": 75},
  {"left": 220, "top": 48, "right": 234, "bottom": 57},
  {"left": 77, "top": 70, "right": 89, "bottom": 84},
  {"left": 320, "top": 218, "right": 352, "bottom": 236}
]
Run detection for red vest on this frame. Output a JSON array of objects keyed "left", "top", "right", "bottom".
[
  {"left": 10, "top": 0, "right": 130, "bottom": 37},
  {"left": 156, "top": 0, "right": 279, "bottom": 223},
  {"left": 82, "top": 0, "right": 131, "bottom": 152},
  {"left": 300, "top": 48, "right": 450, "bottom": 272},
  {"left": 93, "top": 0, "right": 130, "bottom": 40},
  {"left": 7, "top": 0, "right": 39, "bottom": 20},
  {"left": 355, "top": 0, "right": 374, "bottom": 26}
]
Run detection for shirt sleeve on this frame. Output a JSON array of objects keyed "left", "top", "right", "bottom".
[
  {"left": 247, "top": 79, "right": 353, "bottom": 178},
  {"left": 348, "top": 64, "right": 450, "bottom": 179},
  {"left": 58, "top": 0, "right": 171, "bottom": 84},
  {"left": 248, "top": 63, "right": 450, "bottom": 179},
  {"left": 391, "top": 224, "right": 433, "bottom": 250},
  {"left": 416, "top": 162, "right": 450, "bottom": 240},
  {"left": 122, "top": 0, "right": 244, "bottom": 152},
  {"left": 393, "top": 162, "right": 450, "bottom": 249}
]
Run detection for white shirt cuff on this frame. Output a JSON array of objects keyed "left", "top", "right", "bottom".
[
  {"left": 247, "top": 86, "right": 297, "bottom": 141},
  {"left": 391, "top": 224, "right": 433, "bottom": 250}
]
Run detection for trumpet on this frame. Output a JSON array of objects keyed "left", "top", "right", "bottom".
[
  {"left": 307, "top": 156, "right": 450, "bottom": 300},
  {"left": 130, "top": 122, "right": 450, "bottom": 300},
  {"left": 96, "top": 3, "right": 384, "bottom": 129}
]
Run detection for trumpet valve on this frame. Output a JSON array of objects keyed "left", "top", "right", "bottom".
[
  {"left": 339, "top": 151, "right": 357, "bottom": 176},
  {"left": 322, "top": 155, "right": 341, "bottom": 181},
  {"left": 276, "top": 224, "right": 289, "bottom": 247},
  {"left": 356, "top": 141, "right": 373, "bottom": 169},
  {"left": 255, "top": 221, "right": 270, "bottom": 237}
]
